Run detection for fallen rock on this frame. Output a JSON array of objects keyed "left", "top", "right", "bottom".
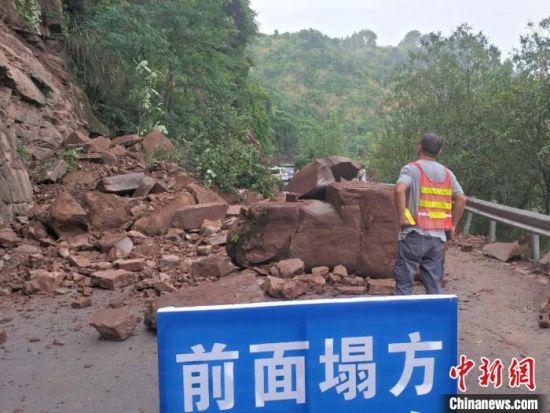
[
  {"left": 227, "top": 205, "right": 244, "bottom": 216},
  {"left": 87, "top": 136, "right": 112, "bottom": 152},
  {"left": 368, "top": 278, "right": 395, "bottom": 295},
  {"left": 46, "top": 192, "right": 88, "bottom": 239},
  {"left": 312, "top": 266, "right": 330, "bottom": 279},
  {"left": 0, "top": 230, "right": 20, "bottom": 248},
  {"left": 71, "top": 296, "right": 92, "bottom": 309},
  {"left": 39, "top": 159, "right": 67, "bottom": 183},
  {"left": 285, "top": 159, "right": 335, "bottom": 199},
  {"left": 100, "top": 173, "right": 146, "bottom": 194},
  {"left": 540, "top": 251, "right": 550, "bottom": 269},
  {"left": 262, "top": 275, "right": 285, "bottom": 298},
  {"left": 115, "top": 258, "right": 146, "bottom": 272},
  {"left": 201, "top": 219, "right": 222, "bottom": 236},
  {"left": 340, "top": 275, "right": 367, "bottom": 287},
  {"left": 133, "top": 193, "right": 196, "bottom": 236},
  {"left": 205, "top": 234, "right": 227, "bottom": 247},
  {"left": 142, "top": 130, "right": 175, "bottom": 154},
  {"left": 144, "top": 272, "right": 264, "bottom": 329},
  {"left": 113, "top": 134, "right": 141, "bottom": 147},
  {"left": 83, "top": 192, "right": 130, "bottom": 231},
  {"left": 173, "top": 203, "right": 229, "bottom": 230},
  {"left": 63, "top": 170, "right": 99, "bottom": 190},
  {"left": 282, "top": 279, "right": 308, "bottom": 300},
  {"left": 65, "top": 131, "right": 89, "bottom": 145},
  {"left": 68, "top": 254, "right": 92, "bottom": 269},
  {"left": 24, "top": 270, "right": 65, "bottom": 294},
  {"left": 98, "top": 233, "right": 133, "bottom": 258},
  {"left": 333, "top": 265, "right": 348, "bottom": 277},
  {"left": 322, "top": 155, "right": 362, "bottom": 181},
  {"left": 336, "top": 285, "right": 367, "bottom": 295},
  {"left": 294, "top": 274, "right": 326, "bottom": 294},
  {"left": 132, "top": 176, "right": 156, "bottom": 197},
  {"left": 197, "top": 245, "right": 213, "bottom": 256},
  {"left": 160, "top": 255, "right": 180, "bottom": 268},
  {"left": 90, "top": 308, "right": 138, "bottom": 341},
  {"left": 187, "top": 182, "right": 226, "bottom": 204},
  {"left": 0, "top": 328, "right": 6, "bottom": 344},
  {"left": 190, "top": 256, "right": 236, "bottom": 278},
  {"left": 276, "top": 258, "right": 305, "bottom": 278},
  {"left": 483, "top": 242, "right": 522, "bottom": 262},
  {"left": 90, "top": 269, "right": 137, "bottom": 290}
]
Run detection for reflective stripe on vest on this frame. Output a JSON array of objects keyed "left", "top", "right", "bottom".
[{"left": 410, "top": 161, "right": 454, "bottom": 230}]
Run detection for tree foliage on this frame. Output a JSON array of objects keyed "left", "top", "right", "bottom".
[{"left": 64, "top": 0, "right": 276, "bottom": 195}]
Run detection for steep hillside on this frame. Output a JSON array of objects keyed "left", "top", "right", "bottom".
[
  {"left": 0, "top": 0, "right": 107, "bottom": 224},
  {"left": 250, "top": 29, "right": 420, "bottom": 164}
]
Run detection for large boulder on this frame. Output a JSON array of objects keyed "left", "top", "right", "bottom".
[
  {"left": 83, "top": 191, "right": 130, "bottom": 231},
  {"left": 144, "top": 272, "right": 265, "bottom": 330},
  {"left": 132, "top": 193, "right": 196, "bottom": 236},
  {"left": 142, "top": 130, "right": 175, "bottom": 154},
  {"left": 285, "top": 156, "right": 363, "bottom": 199},
  {"left": 100, "top": 173, "right": 145, "bottom": 194},
  {"left": 228, "top": 182, "right": 398, "bottom": 278},
  {"left": 45, "top": 192, "right": 88, "bottom": 239}
]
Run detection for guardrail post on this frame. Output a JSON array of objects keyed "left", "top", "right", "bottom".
[
  {"left": 488, "top": 200, "right": 497, "bottom": 242},
  {"left": 463, "top": 212, "right": 473, "bottom": 235},
  {"left": 531, "top": 233, "right": 540, "bottom": 261}
]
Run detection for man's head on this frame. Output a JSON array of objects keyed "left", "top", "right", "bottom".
[{"left": 418, "top": 133, "right": 443, "bottom": 158}]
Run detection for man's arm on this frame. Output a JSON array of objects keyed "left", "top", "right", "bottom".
[
  {"left": 395, "top": 183, "right": 409, "bottom": 227},
  {"left": 452, "top": 193, "right": 467, "bottom": 229}
]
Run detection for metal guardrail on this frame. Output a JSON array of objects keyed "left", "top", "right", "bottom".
[{"left": 463, "top": 197, "right": 550, "bottom": 260}]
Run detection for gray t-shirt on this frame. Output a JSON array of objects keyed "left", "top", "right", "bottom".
[{"left": 397, "top": 159, "right": 464, "bottom": 242}]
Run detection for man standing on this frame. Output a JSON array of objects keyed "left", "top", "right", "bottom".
[{"left": 393, "top": 133, "right": 467, "bottom": 295}]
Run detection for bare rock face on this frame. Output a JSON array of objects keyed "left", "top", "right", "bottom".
[
  {"left": 228, "top": 182, "right": 399, "bottom": 278},
  {"left": 144, "top": 272, "right": 264, "bottom": 330},
  {"left": 482, "top": 242, "right": 522, "bottom": 262},
  {"left": 0, "top": 130, "right": 33, "bottom": 226},
  {"left": 90, "top": 308, "right": 138, "bottom": 341}
]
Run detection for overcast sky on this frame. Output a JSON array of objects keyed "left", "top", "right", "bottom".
[{"left": 250, "top": 0, "right": 549, "bottom": 56}]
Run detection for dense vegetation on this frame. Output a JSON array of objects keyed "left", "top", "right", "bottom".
[
  {"left": 63, "top": 0, "right": 275, "bottom": 196},
  {"left": 252, "top": 21, "right": 549, "bottom": 213},
  {"left": 61, "top": 1, "right": 548, "bottom": 213}
]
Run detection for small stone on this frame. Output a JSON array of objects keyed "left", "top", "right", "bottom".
[
  {"left": 0, "top": 328, "right": 6, "bottom": 344},
  {"left": 154, "top": 280, "right": 178, "bottom": 293},
  {"left": 276, "top": 258, "right": 305, "bottom": 278},
  {"left": 282, "top": 280, "right": 308, "bottom": 300},
  {"left": 71, "top": 296, "right": 92, "bottom": 309},
  {"left": 539, "top": 312, "right": 550, "bottom": 329},
  {"left": 226, "top": 205, "right": 244, "bottom": 216},
  {"left": 311, "top": 266, "right": 330, "bottom": 279},
  {"left": 294, "top": 274, "right": 326, "bottom": 294},
  {"left": 89, "top": 308, "right": 138, "bottom": 341},
  {"left": 115, "top": 258, "right": 146, "bottom": 272},
  {"left": 166, "top": 228, "right": 184, "bottom": 240},
  {"left": 190, "top": 256, "right": 236, "bottom": 278},
  {"left": 336, "top": 285, "right": 367, "bottom": 295},
  {"left": 262, "top": 275, "right": 284, "bottom": 298},
  {"left": 82, "top": 286, "right": 94, "bottom": 297},
  {"left": 58, "top": 247, "right": 70, "bottom": 259},
  {"left": 90, "top": 269, "right": 137, "bottom": 290},
  {"left": 205, "top": 234, "right": 227, "bottom": 247},
  {"left": 0, "top": 230, "right": 20, "bottom": 248},
  {"left": 29, "top": 337, "right": 41, "bottom": 343},
  {"left": 333, "top": 265, "right": 348, "bottom": 277},
  {"left": 197, "top": 245, "right": 213, "bottom": 256},
  {"left": 53, "top": 339, "right": 65, "bottom": 346},
  {"left": 68, "top": 255, "right": 91, "bottom": 269},
  {"left": 340, "top": 276, "right": 367, "bottom": 287},
  {"left": 201, "top": 219, "right": 222, "bottom": 236},
  {"left": 159, "top": 255, "right": 181, "bottom": 268}
]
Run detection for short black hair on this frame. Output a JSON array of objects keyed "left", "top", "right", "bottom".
[{"left": 420, "top": 133, "right": 443, "bottom": 157}]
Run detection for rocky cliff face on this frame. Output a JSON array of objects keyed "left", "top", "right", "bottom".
[{"left": 0, "top": 0, "right": 107, "bottom": 224}]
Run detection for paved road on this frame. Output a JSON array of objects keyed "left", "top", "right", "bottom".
[{"left": 0, "top": 246, "right": 548, "bottom": 412}]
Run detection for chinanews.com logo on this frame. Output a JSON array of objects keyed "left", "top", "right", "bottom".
[{"left": 445, "top": 355, "right": 544, "bottom": 412}]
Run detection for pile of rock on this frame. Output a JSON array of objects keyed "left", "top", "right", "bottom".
[{"left": 227, "top": 157, "right": 399, "bottom": 278}]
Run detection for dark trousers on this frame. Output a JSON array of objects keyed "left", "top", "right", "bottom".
[{"left": 393, "top": 231, "right": 446, "bottom": 295}]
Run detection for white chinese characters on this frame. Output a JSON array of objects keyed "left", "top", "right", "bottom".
[
  {"left": 388, "top": 332, "right": 443, "bottom": 396},
  {"left": 177, "top": 333, "right": 443, "bottom": 412},
  {"left": 250, "top": 341, "right": 309, "bottom": 407},
  {"left": 319, "top": 337, "right": 376, "bottom": 400},
  {"left": 176, "top": 343, "right": 239, "bottom": 412}
]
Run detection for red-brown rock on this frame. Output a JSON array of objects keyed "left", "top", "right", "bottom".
[
  {"left": 0, "top": 327, "right": 6, "bottom": 344},
  {"left": 71, "top": 296, "right": 92, "bottom": 309},
  {"left": 142, "top": 130, "right": 175, "bottom": 154},
  {"left": 276, "top": 258, "right": 305, "bottom": 278},
  {"left": 100, "top": 173, "right": 146, "bottom": 194},
  {"left": 282, "top": 279, "right": 308, "bottom": 300},
  {"left": 173, "top": 203, "right": 229, "bottom": 231},
  {"left": 115, "top": 258, "right": 146, "bottom": 272},
  {"left": 190, "top": 256, "right": 236, "bottom": 278},
  {"left": 46, "top": 192, "right": 88, "bottom": 239},
  {"left": 144, "top": 272, "right": 264, "bottom": 330},
  {"left": 90, "top": 269, "right": 137, "bottom": 290},
  {"left": 286, "top": 159, "right": 335, "bottom": 199},
  {"left": 0, "top": 230, "right": 20, "bottom": 248},
  {"left": 83, "top": 192, "right": 130, "bottom": 231},
  {"left": 336, "top": 285, "right": 368, "bottom": 295},
  {"left": 187, "top": 182, "right": 226, "bottom": 204},
  {"left": 90, "top": 308, "right": 138, "bottom": 341},
  {"left": 133, "top": 193, "right": 196, "bottom": 236},
  {"left": 24, "top": 270, "right": 64, "bottom": 294},
  {"left": 228, "top": 182, "right": 398, "bottom": 278},
  {"left": 482, "top": 242, "right": 522, "bottom": 262},
  {"left": 113, "top": 134, "right": 141, "bottom": 147}
]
